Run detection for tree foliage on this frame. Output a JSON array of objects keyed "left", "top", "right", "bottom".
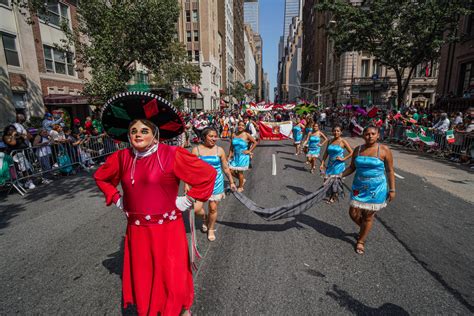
[
  {"left": 315, "top": 0, "right": 471, "bottom": 107},
  {"left": 231, "top": 80, "right": 256, "bottom": 102}
]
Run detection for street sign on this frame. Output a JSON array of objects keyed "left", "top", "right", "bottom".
[{"left": 371, "top": 74, "right": 379, "bottom": 81}]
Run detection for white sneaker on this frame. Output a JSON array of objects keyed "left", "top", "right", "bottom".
[{"left": 24, "top": 180, "right": 35, "bottom": 189}]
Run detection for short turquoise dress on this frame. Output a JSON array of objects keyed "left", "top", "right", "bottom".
[
  {"left": 229, "top": 137, "right": 250, "bottom": 171},
  {"left": 198, "top": 146, "right": 225, "bottom": 201},
  {"left": 350, "top": 145, "right": 388, "bottom": 211},
  {"left": 306, "top": 135, "right": 321, "bottom": 158},
  {"left": 325, "top": 144, "right": 346, "bottom": 175},
  {"left": 292, "top": 125, "right": 303, "bottom": 144},
  {"left": 303, "top": 127, "right": 313, "bottom": 148}
]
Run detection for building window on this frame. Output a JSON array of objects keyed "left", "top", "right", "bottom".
[
  {"left": 194, "top": 30, "right": 199, "bottom": 42},
  {"left": 43, "top": 45, "right": 75, "bottom": 76},
  {"left": 2, "top": 33, "right": 20, "bottom": 67},
  {"left": 373, "top": 60, "right": 382, "bottom": 77},
  {"left": 192, "top": 10, "right": 199, "bottom": 22},
  {"left": 194, "top": 50, "right": 199, "bottom": 62},
  {"left": 12, "top": 92, "right": 26, "bottom": 114},
  {"left": 186, "top": 10, "right": 191, "bottom": 22},
  {"left": 465, "top": 14, "right": 474, "bottom": 37},
  {"left": 186, "top": 31, "right": 192, "bottom": 42},
  {"left": 39, "top": 0, "right": 70, "bottom": 27},
  {"left": 187, "top": 50, "right": 192, "bottom": 61},
  {"left": 459, "top": 61, "right": 474, "bottom": 95},
  {"left": 0, "top": 0, "right": 10, "bottom": 6},
  {"left": 361, "top": 59, "right": 370, "bottom": 77}
]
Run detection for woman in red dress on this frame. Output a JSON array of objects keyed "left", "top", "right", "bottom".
[{"left": 95, "top": 92, "right": 216, "bottom": 315}]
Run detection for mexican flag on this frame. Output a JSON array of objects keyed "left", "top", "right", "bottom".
[
  {"left": 419, "top": 134, "right": 435, "bottom": 146},
  {"left": 446, "top": 130, "right": 455, "bottom": 144},
  {"left": 405, "top": 130, "right": 419, "bottom": 141}
]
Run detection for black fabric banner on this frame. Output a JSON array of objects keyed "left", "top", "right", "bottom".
[{"left": 232, "top": 177, "right": 344, "bottom": 221}]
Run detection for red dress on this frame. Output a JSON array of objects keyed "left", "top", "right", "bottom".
[{"left": 94, "top": 144, "right": 216, "bottom": 316}]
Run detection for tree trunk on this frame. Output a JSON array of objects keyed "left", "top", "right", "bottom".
[{"left": 394, "top": 68, "right": 404, "bottom": 110}]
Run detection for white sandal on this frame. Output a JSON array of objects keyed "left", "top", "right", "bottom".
[{"left": 208, "top": 229, "right": 216, "bottom": 241}]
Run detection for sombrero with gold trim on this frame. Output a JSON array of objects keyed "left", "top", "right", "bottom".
[{"left": 101, "top": 91, "right": 184, "bottom": 142}]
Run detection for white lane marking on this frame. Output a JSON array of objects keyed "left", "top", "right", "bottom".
[
  {"left": 272, "top": 154, "right": 277, "bottom": 176},
  {"left": 394, "top": 172, "right": 404, "bottom": 179}
]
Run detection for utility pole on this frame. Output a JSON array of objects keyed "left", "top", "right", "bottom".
[{"left": 350, "top": 51, "right": 355, "bottom": 105}]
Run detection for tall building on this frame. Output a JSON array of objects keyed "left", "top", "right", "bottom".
[
  {"left": 0, "top": 0, "right": 88, "bottom": 129},
  {"left": 436, "top": 13, "right": 474, "bottom": 112},
  {"left": 218, "top": 0, "right": 235, "bottom": 94},
  {"left": 302, "top": 0, "right": 439, "bottom": 107},
  {"left": 177, "top": 0, "right": 222, "bottom": 110},
  {"left": 244, "top": 25, "right": 257, "bottom": 86},
  {"left": 244, "top": 0, "right": 259, "bottom": 34},
  {"left": 287, "top": 17, "right": 303, "bottom": 102},
  {"left": 253, "top": 34, "right": 263, "bottom": 100},
  {"left": 233, "top": 0, "right": 245, "bottom": 84},
  {"left": 282, "top": 0, "right": 301, "bottom": 47}
]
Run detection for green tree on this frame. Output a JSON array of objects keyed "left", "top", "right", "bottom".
[
  {"left": 315, "top": 0, "right": 470, "bottom": 107},
  {"left": 63, "top": 0, "right": 182, "bottom": 101},
  {"left": 152, "top": 41, "right": 201, "bottom": 99}
]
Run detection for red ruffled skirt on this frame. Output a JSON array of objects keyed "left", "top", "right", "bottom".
[{"left": 122, "top": 217, "right": 193, "bottom": 316}]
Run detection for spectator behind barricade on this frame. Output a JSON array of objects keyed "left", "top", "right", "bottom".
[
  {"left": 0, "top": 142, "right": 14, "bottom": 187},
  {"left": 243, "top": 115, "right": 258, "bottom": 140},
  {"left": 454, "top": 112, "right": 463, "bottom": 126},
  {"left": 431, "top": 113, "right": 450, "bottom": 133},
  {"left": 42, "top": 112, "right": 63, "bottom": 132},
  {"left": 92, "top": 114, "right": 104, "bottom": 134},
  {"left": 13, "top": 114, "right": 32, "bottom": 147},
  {"left": 72, "top": 118, "right": 81, "bottom": 135},
  {"left": 2, "top": 124, "right": 35, "bottom": 189},
  {"left": 33, "top": 129, "right": 53, "bottom": 184},
  {"left": 84, "top": 116, "right": 93, "bottom": 134},
  {"left": 64, "top": 127, "right": 82, "bottom": 164},
  {"left": 49, "top": 124, "right": 66, "bottom": 143}
]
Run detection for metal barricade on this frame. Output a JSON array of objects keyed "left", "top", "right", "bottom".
[{"left": 7, "top": 134, "right": 129, "bottom": 195}]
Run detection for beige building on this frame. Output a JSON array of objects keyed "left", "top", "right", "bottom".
[
  {"left": 177, "top": 0, "right": 222, "bottom": 110},
  {"left": 0, "top": 0, "right": 88, "bottom": 129}
]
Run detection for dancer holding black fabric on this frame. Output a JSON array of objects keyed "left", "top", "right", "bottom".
[{"left": 341, "top": 126, "right": 396, "bottom": 255}]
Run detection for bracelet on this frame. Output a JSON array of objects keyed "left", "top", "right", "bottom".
[
  {"left": 389, "top": 189, "right": 395, "bottom": 192},
  {"left": 186, "top": 195, "right": 196, "bottom": 203}
]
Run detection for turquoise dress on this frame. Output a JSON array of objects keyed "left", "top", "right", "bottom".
[
  {"left": 306, "top": 135, "right": 321, "bottom": 157},
  {"left": 229, "top": 137, "right": 250, "bottom": 171},
  {"left": 350, "top": 145, "right": 388, "bottom": 211},
  {"left": 198, "top": 146, "right": 224, "bottom": 200},
  {"left": 325, "top": 144, "right": 346, "bottom": 175},
  {"left": 292, "top": 125, "right": 303, "bottom": 143}
]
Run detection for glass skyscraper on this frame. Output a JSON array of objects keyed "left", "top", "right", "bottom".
[
  {"left": 283, "top": 0, "right": 301, "bottom": 47},
  {"left": 244, "top": 0, "right": 259, "bottom": 33}
]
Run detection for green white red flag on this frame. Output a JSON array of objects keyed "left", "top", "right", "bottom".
[{"left": 446, "top": 130, "right": 455, "bottom": 144}]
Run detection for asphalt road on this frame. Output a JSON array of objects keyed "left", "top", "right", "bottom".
[{"left": 0, "top": 140, "right": 472, "bottom": 315}]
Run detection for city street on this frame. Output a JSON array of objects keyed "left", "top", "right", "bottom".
[{"left": 0, "top": 139, "right": 473, "bottom": 315}]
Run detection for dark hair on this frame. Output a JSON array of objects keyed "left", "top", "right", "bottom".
[
  {"left": 3, "top": 125, "right": 16, "bottom": 136},
  {"left": 363, "top": 126, "right": 379, "bottom": 134},
  {"left": 332, "top": 125, "right": 342, "bottom": 131},
  {"left": 128, "top": 119, "right": 159, "bottom": 135},
  {"left": 201, "top": 127, "right": 217, "bottom": 141}
]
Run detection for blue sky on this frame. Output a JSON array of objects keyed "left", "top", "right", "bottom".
[{"left": 259, "top": 0, "right": 284, "bottom": 101}]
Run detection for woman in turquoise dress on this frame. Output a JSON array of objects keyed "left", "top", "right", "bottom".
[
  {"left": 321, "top": 125, "right": 353, "bottom": 203},
  {"left": 292, "top": 118, "right": 304, "bottom": 155},
  {"left": 186, "top": 127, "right": 237, "bottom": 241},
  {"left": 228, "top": 121, "right": 257, "bottom": 192},
  {"left": 342, "top": 126, "right": 396, "bottom": 254},
  {"left": 303, "top": 118, "right": 314, "bottom": 163},
  {"left": 302, "top": 122, "right": 328, "bottom": 173}
]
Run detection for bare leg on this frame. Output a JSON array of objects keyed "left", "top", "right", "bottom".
[
  {"left": 349, "top": 207, "right": 363, "bottom": 226},
  {"left": 207, "top": 201, "right": 218, "bottom": 241},
  {"left": 358, "top": 210, "right": 375, "bottom": 243},
  {"left": 237, "top": 171, "right": 245, "bottom": 192},
  {"left": 194, "top": 201, "right": 207, "bottom": 231},
  {"left": 310, "top": 157, "right": 316, "bottom": 172}
]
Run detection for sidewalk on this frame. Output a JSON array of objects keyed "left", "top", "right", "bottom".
[{"left": 345, "top": 136, "right": 474, "bottom": 203}]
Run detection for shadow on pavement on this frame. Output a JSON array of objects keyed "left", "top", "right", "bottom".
[
  {"left": 102, "top": 237, "right": 124, "bottom": 278},
  {"left": 326, "top": 284, "right": 409, "bottom": 315},
  {"left": 286, "top": 185, "right": 312, "bottom": 196},
  {"left": 283, "top": 164, "right": 308, "bottom": 172},
  {"left": 295, "top": 214, "right": 356, "bottom": 247},
  {"left": 218, "top": 218, "right": 304, "bottom": 232},
  {"left": 276, "top": 150, "right": 294, "bottom": 155},
  {"left": 280, "top": 156, "right": 305, "bottom": 164},
  {"left": 0, "top": 203, "right": 26, "bottom": 233}
]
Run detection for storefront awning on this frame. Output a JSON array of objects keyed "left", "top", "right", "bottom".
[{"left": 43, "top": 94, "right": 91, "bottom": 105}]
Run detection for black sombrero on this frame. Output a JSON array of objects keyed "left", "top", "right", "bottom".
[{"left": 101, "top": 91, "right": 184, "bottom": 142}]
